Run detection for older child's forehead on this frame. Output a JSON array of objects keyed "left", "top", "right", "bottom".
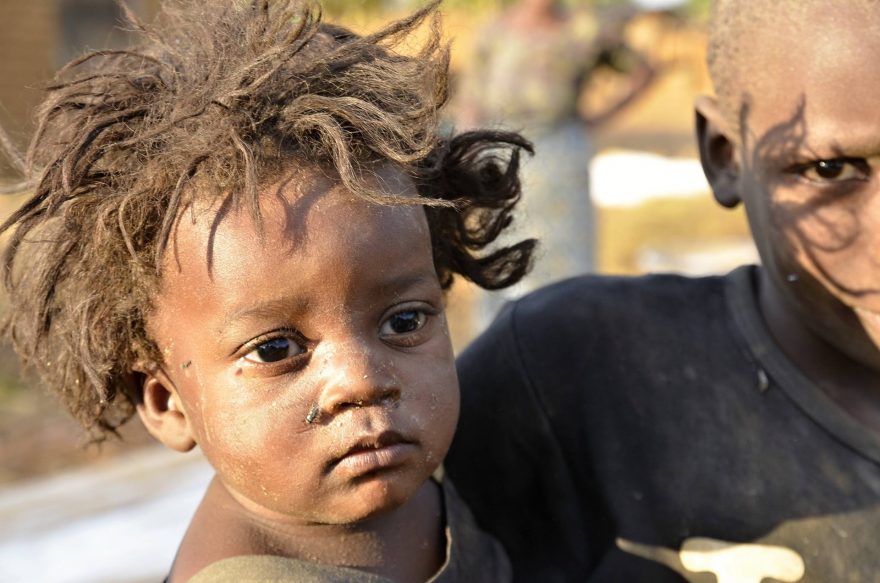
[
  {"left": 710, "top": 0, "right": 880, "bottom": 132},
  {"left": 722, "top": 5, "right": 880, "bottom": 140}
]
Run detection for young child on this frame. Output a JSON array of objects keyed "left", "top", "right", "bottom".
[
  {"left": 0, "top": 1, "right": 534, "bottom": 581},
  {"left": 446, "top": 0, "right": 880, "bottom": 581}
]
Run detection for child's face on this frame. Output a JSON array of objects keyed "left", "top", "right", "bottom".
[
  {"left": 145, "top": 166, "right": 459, "bottom": 525},
  {"left": 704, "top": 8, "right": 880, "bottom": 367}
]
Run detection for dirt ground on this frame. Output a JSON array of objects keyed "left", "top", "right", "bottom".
[{"left": 0, "top": 12, "right": 742, "bottom": 485}]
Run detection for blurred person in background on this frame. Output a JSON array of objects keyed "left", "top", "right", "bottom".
[{"left": 457, "top": 0, "right": 655, "bottom": 325}]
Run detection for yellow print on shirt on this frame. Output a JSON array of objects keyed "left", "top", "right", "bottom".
[{"left": 616, "top": 536, "right": 805, "bottom": 583}]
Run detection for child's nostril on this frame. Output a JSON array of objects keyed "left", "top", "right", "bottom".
[{"left": 381, "top": 389, "right": 402, "bottom": 406}]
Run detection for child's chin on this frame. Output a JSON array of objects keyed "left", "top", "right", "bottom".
[{"left": 332, "top": 473, "right": 425, "bottom": 524}]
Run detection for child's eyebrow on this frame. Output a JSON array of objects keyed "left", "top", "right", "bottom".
[
  {"left": 219, "top": 296, "right": 313, "bottom": 335},
  {"left": 217, "top": 272, "right": 439, "bottom": 335},
  {"left": 759, "top": 137, "right": 880, "bottom": 169},
  {"left": 796, "top": 126, "right": 880, "bottom": 159},
  {"left": 376, "top": 273, "right": 439, "bottom": 297}
]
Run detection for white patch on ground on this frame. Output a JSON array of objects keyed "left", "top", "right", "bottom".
[
  {"left": 0, "top": 447, "right": 213, "bottom": 583},
  {"left": 632, "top": 0, "right": 688, "bottom": 10},
  {"left": 591, "top": 150, "right": 710, "bottom": 208},
  {"left": 637, "top": 239, "right": 760, "bottom": 276}
]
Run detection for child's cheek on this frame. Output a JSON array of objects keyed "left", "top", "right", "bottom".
[
  {"left": 406, "top": 356, "right": 460, "bottom": 470},
  {"left": 195, "top": 373, "right": 318, "bottom": 502},
  {"left": 772, "top": 192, "right": 872, "bottom": 295}
]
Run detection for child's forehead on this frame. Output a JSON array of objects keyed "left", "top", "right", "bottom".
[
  {"left": 713, "top": 3, "right": 877, "bottom": 112},
  {"left": 187, "top": 160, "right": 417, "bottom": 227},
  {"left": 167, "top": 163, "right": 426, "bottom": 272},
  {"left": 151, "top": 165, "right": 434, "bottom": 334},
  {"left": 724, "top": 6, "right": 880, "bottom": 140}
]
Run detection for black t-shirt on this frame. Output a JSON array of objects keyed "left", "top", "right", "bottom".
[{"left": 445, "top": 267, "right": 880, "bottom": 582}]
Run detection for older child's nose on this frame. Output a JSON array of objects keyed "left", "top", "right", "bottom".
[{"left": 316, "top": 343, "right": 401, "bottom": 416}]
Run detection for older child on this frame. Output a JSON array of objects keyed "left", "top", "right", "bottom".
[
  {"left": 0, "top": 1, "right": 534, "bottom": 581},
  {"left": 446, "top": 0, "right": 880, "bottom": 581}
]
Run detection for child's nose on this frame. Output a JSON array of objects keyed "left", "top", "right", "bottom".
[{"left": 315, "top": 342, "right": 401, "bottom": 417}]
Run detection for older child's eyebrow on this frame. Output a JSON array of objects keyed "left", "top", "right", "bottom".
[
  {"left": 762, "top": 137, "right": 880, "bottom": 169},
  {"left": 799, "top": 128, "right": 880, "bottom": 159},
  {"left": 813, "top": 144, "right": 880, "bottom": 161}
]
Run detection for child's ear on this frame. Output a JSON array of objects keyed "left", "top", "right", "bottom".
[
  {"left": 695, "top": 95, "right": 741, "bottom": 208},
  {"left": 134, "top": 364, "right": 197, "bottom": 452}
]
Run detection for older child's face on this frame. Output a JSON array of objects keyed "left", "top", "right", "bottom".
[
  {"left": 722, "top": 9, "right": 880, "bottom": 367},
  {"left": 147, "top": 166, "right": 459, "bottom": 525}
]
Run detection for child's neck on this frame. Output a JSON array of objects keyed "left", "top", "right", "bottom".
[
  {"left": 757, "top": 268, "right": 880, "bottom": 435},
  {"left": 172, "top": 477, "right": 445, "bottom": 583}
]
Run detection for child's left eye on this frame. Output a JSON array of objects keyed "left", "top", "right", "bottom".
[
  {"left": 796, "top": 157, "right": 869, "bottom": 183},
  {"left": 379, "top": 309, "right": 428, "bottom": 337}
]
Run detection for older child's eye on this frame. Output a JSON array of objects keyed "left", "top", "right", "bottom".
[
  {"left": 797, "top": 158, "right": 869, "bottom": 183},
  {"left": 244, "top": 336, "right": 304, "bottom": 364},
  {"left": 380, "top": 309, "right": 427, "bottom": 337}
]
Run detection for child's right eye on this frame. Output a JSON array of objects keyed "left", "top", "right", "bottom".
[{"left": 243, "top": 336, "right": 305, "bottom": 364}]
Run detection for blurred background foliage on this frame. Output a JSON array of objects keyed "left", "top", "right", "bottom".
[{"left": 321, "top": 0, "right": 711, "bottom": 18}]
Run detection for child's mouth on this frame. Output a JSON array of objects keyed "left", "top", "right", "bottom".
[{"left": 329, "top": 430, "right": 415, "bottom": 475}]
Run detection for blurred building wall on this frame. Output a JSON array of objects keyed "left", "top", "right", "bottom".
[
  {"left": 0, "top": 0, "right": 159, "bottom": 178},
  {"left": 0, "top": 0, "right": 56, "bottom": 175}
]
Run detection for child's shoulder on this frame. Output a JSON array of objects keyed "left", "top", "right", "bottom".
[{"left": 181, "top": 477, "right": 511, "bottom": 583}]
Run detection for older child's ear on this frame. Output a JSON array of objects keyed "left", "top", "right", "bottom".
[
  {"left": 695, "top": 95, "right": 741, "bottom": 208},
  {"left": 135, "top": 366, "right": 197, "bottom": 453}
]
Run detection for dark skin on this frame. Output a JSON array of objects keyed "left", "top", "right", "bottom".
[
  {"left": 696, "top": 6, "right": 880, "bottom": 434},
  {"left": 173, "top": 476, "right": 443, "bottom": 581},
  {"left": 136, "top": 165, "right": 458, "bottom": 582}
]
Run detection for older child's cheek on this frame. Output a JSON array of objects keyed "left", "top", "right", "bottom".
[
  {"left": 775, "top": 199, "right": 859, "bottom": 252},
  {"left": 771, "top": 192, "right": 880, "bottom": 301}
]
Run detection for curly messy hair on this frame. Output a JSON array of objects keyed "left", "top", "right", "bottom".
[{"left": 0, "top": 0, "right": 535, "bottom": 440}]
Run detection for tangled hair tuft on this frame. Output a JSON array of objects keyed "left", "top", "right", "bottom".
[{"left": 0, "top": 0, "right": 534, "bottom": 440}]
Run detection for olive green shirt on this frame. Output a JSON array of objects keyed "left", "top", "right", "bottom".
[{"left": 188, "top": 478, "right": 511, "bottom": 582}]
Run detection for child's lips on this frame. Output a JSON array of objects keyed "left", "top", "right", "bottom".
[{"left": 328, "top": 430, "right": 416, "bottom": 475}]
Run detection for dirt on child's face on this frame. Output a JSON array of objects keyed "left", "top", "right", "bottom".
[
  {"left": 733, "top": 7, "right": 880, "bottom": 368},
  {"left": 148, "top": 165, "right": 459, "bottom": 525}
]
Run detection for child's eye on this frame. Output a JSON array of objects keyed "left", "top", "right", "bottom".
[
  {"left": 379, "top": 309, "right": 428, "bottom": 338},
  {"left": 243, "top": 336, "right": 305, "bottom": 364},
  {"left": 796, "top": 158, "right": 869, "bottom": 183}
]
